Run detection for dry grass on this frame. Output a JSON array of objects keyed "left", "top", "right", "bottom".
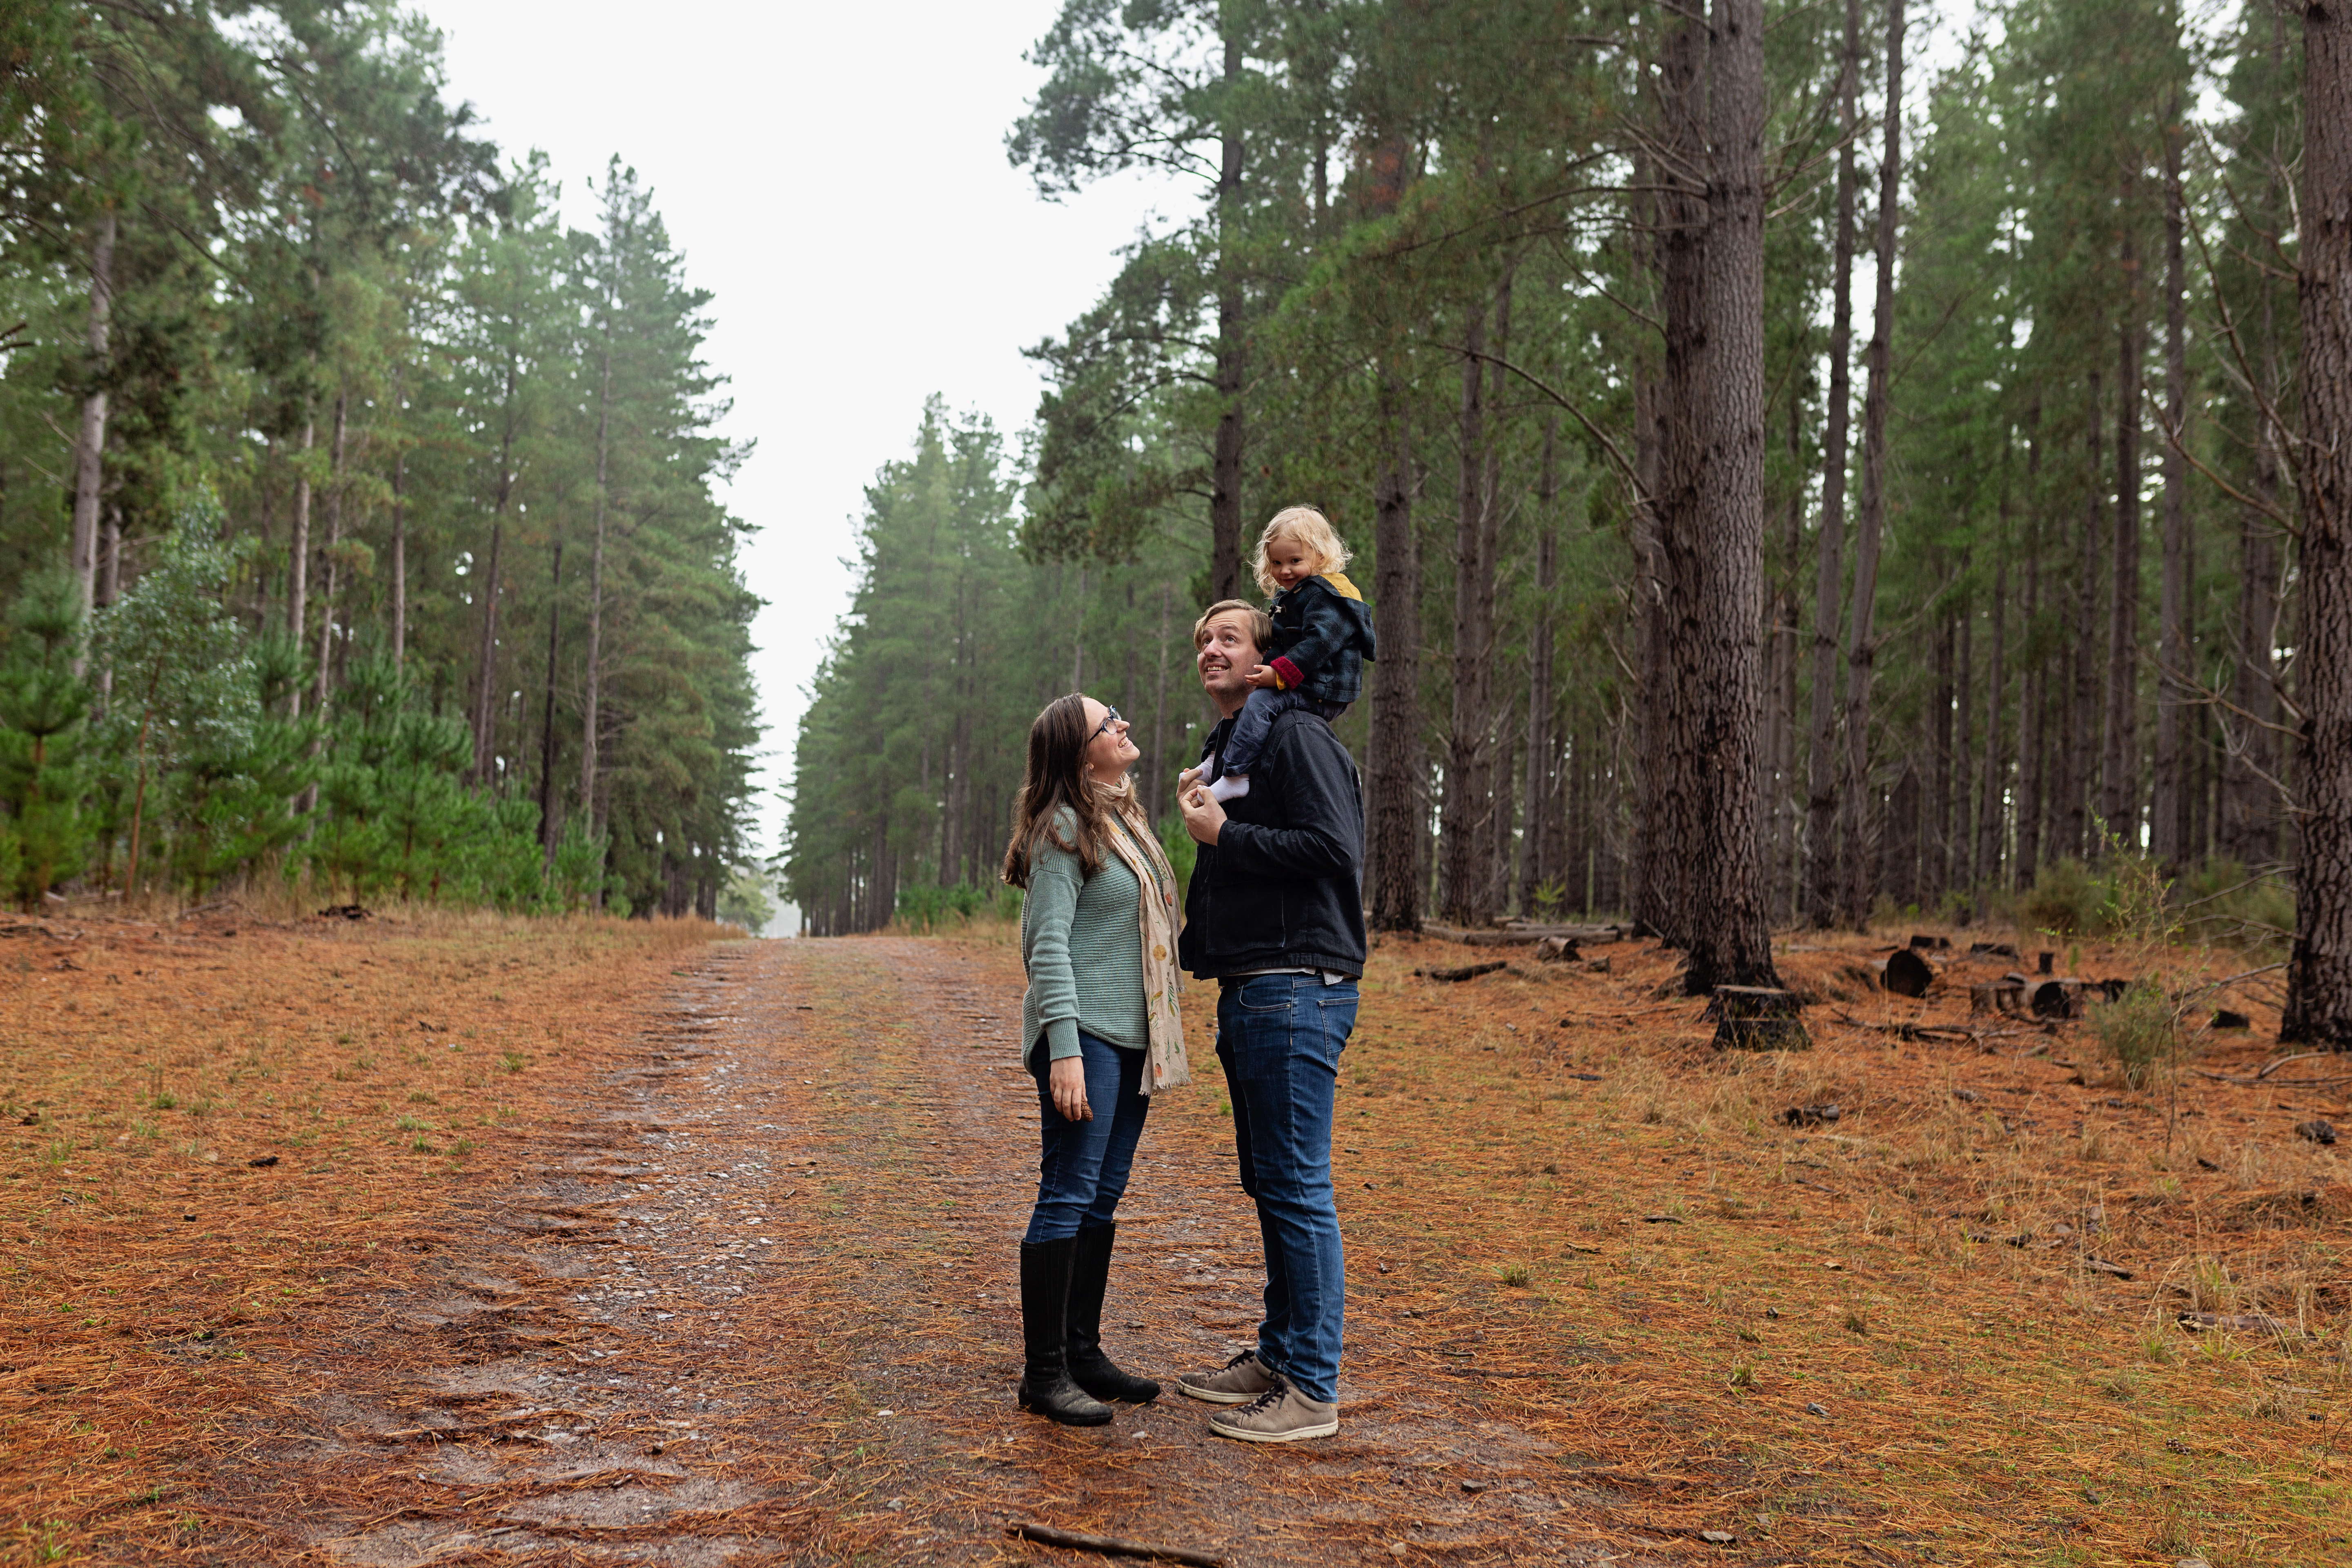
[
  {"left": 1339, "top": 922, "right": 2352, "bottom": 1564},
  {"left": 2, "top": 908, "right": 2345, "bottom": 1565},
  {"left": 0, "top": 904, "right": 731, "bottom": 1563}
]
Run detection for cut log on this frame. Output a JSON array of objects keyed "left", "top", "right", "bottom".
[
  {"left": 1707, "top": 985, "right": 1811, "bottom": 1050},
  {"left": 1882, "top": 947, "right": 1935, "bottom": 998},
  {"left": 1533, "top": 935, "right": 1581, "bottom": 963},
  {"left": 1908, "top": 933, "right": 1951, "bottom": 950},
  {"left": 1969, "top": 940, "right": 2020, "bottom": 958},
  {"left": 1008, "top": 1521, "right": 1229, "bottom": 1568},
  {"left": 2212, "top": 1009, "right": 2252, "bottom": 1030},
  {"left": 1969, "top": 980, "right": 2026, "bottom": 1016},
  {"left": 2032, "top": 979, "right": 2085, "bottom": 1019},
  {"left": 1425, "top": 921, "right": 1628, "bottom": 947},
  {"left": 1421, "top": 960, "right": 1507, "bottom": 983},
  {"left": 2036, "top": 950, "right": 2056, "bottom": 975}
]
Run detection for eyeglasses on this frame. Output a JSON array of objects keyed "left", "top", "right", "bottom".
[{"left": 1093, "top": 705, "right": 1124, "bottom": 738}]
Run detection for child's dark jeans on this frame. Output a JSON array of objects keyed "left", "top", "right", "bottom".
[{"left": 1213, "top": 688, "right": 1349, "bottom": 780}]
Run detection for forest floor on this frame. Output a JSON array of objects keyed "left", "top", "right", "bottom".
[{"left": 1, "top": 911, "right": 2347, "bottom": 1567}]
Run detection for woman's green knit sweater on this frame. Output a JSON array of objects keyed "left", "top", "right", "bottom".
[{"left": 1020, "top": 808, "right": 1147, "bottom": 1065}]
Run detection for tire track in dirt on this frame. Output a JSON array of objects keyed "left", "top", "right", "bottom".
[{"left": 229, "top": 938, "right": 1650, "bottom": 1566}]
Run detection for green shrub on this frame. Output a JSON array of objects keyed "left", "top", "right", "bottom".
[
  {"left": 2173, "top": 858, "right": 2294, "bottom": 953},
  {"left": 2092, "top": 981, "right": 2176, "bottom": 1089},
  {"left": 2019, "top": 858, "right": 2109, "bottom": 937}
]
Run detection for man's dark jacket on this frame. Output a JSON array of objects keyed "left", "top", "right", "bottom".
[
  {"left": 1265, "top": 572, "right": 1377, "bottom": 705},
  {"left": 1179, "top": 708, "right": 1368, "bottom": 980}
]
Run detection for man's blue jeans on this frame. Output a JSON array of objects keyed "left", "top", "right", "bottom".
[
  {"left": 1215, "top": 973, "right": 1356, "bottom": 1404},
  {"left": 1023, "top": 1030, "right": 1151, "bottom": 1244}
]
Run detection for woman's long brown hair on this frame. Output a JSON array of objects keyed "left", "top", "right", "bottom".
[{"left": 1001, "top": 693, "right": 1114, "bottom": 889}]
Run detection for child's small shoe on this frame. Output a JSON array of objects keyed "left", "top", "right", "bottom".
[{"left": 1209, "top": 774, "right": 1250, "bottom": 803}]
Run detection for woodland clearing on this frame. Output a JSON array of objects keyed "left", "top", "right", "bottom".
[{"left": 0, "top": 914, "right": 2346, "bottom": 1566}]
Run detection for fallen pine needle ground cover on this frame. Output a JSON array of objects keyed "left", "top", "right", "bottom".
[
  {"left": 0, "top": 907, "right": 729, "bottom": 1563},
  {"left": 0, "top": 912, "right": 2343, "bottom": 1566}
]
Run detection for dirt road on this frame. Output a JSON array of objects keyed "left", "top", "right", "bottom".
[{"left": 234, "top": 937, "right": 1610, "bottom": 1567}]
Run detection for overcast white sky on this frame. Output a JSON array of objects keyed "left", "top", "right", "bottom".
[{"left": 410, "top": 0, "right": 1183, "bottom": 875}]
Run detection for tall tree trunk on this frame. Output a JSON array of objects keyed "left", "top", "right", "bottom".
[
  {"left": 1208, "top": 24, "right": 1247, "bottom": 602},
  {"left": 68, "top": 209, "right": 116, "bottom": 636},
  {"left": 2281, "top": 0, "right": 2352, "bottom": 1048},
  {"left": 1929, "top": 598, "right": 1957, "bottom": 903},
  {"left": 2105, "top": 247, "right": 2145, "bottom": 842},
  {"left": 2153, "top": 106, "right": 2192, "bottom": 864},
  {"left": 312, "top": 388, "right": 350, "bottom": 718},
  {"left": 2068, "top": 368, "right": 2105, "bottom": 860},
  {"left": 390, "top": 448, "right": 408, "bottom": 671},
  {"left": 285, "top": 411, "right": 316, "bottom": 719},
  {"left": 538, "top": 539, "right": 566, "bottom": 866},
  {"left": 2228, "top": 294, "right": 2284, "bottom": 864},
  {"left": 1521, "top": 419, "right": 1561, "bottom": 913},
  {"left": 1438, "top": 272, "right": 1510, "bottom": 927},
  {"left": 1642, "top": 7, "right": 1709, "bottom": 949},
  {"left": 1368, "top": 368, "right": 1423, "bottom": 931},
  {"left": 1805, "top": 0, "right": 1862, "bottom": 928},
  {"left": 1687, "top": 0, "right": 1780, "bottom": 992},
  {"left": 1774, "top": 394, "right": 1803, "bottom": 916},
  {"left": 1840, "top": 0, "right": 1903, "bottom": 929},
  {"left": 1977, "top": 470, "right": 2010, "bottom": 886},
  {"left": 2016, "top": 411, "right": 2045, "bottom": 885},
  {"left": 471, "top": 354, "right": 520, "bottom": 784},
  {"left": 580, "top": 337, "right": 613, "bottom": 837}
]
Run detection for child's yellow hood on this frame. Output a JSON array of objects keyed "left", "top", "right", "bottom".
[{"left": 1320, "top": 571, "right": 1364, "bottom": 601}]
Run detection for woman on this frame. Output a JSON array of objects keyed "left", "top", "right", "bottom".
[{"left": 1001, "top": 693, "right": 1190, "bottom": 1425}]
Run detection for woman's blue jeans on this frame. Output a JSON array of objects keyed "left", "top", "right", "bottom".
[
  {"left": 1215, "top": 973, "right": 1356, "bottom": 1404},
  {"left": 1023, "top": 1030, "right": 1151, "bottom": 1245}
]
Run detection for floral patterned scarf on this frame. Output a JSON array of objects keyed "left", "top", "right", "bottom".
[{"left": 1095, "top": 782, "right": 1192, "bottom": 1096}]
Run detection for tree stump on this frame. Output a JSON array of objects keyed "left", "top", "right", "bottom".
[
  {"left": 1881, "top": 947, "right": 1935, "bottom": 998},
  {"left": 1970, "top": 978, "right": 2027, "bottom": 1016},
  {"left": 2032, "top": 978, "right": 2085, "bottom": 1019},
  {"left": 1708, "top": 985, "right": 1811, "bottom": 1050}
]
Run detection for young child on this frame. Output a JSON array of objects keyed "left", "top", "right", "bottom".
[{"left": 1207, "top": 506, "right": 1378, "bottom": 802}]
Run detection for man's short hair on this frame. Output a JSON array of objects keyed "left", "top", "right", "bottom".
[{"left": 1192, "top": 598, "right": 1272, "bottom": 652}]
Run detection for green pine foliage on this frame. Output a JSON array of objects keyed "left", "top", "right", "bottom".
[{"left": 0, "top": 7, "right": 756, "bottom": 917}]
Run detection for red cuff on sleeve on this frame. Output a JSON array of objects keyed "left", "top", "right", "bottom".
[{"left": 1271, "top": 656, "right": 1303, "bottom": 690}]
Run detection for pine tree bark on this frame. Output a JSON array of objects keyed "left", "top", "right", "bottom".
[
  {"left": 1641, "top": 6, "right": 1708, "bottom": 949},
  {"left": 286, "top": 411, "right": 316, "bottom": 719},
  {"left": 2105, "top": 247, "right": 2145, "bottom": 841},
  {"left": 312, "top": 389, "right": 349, "bottom": 718},
  {"left": 2281, "top": 0, "right": 2352, "bottom": 1048},
  {"left": 2016, "top": 408, "right": 2045, "bottom": 884},
  {"left": 390, "top": 445, "right": 408, "bottom": 670},
  {"left": 2227, "top": 232, "right": 2286, "bottom": 864},
  {"left": 1368, "top": 367, "right": 1423, "bottom": 931},
  {"left": 471, "top": 354, "right": 520, "bottom": 784},
  {"left": 538, "top": 539, "right": 565, "bottom": 866},
  {"left": 1438, "top": 274, "right": 1510, "bottom": 927},
  {"left": 2153, "top": 107, "right": 2192, "bottom": 864},
  {"left": 2068, "top": 368, "right": 2105, "bottom": 859},
  {"left": 1521, "top": 419, "right": 1561, "bottom": 912},
  {"left": 580, "top": 335, "right": 613, "bottom": 835},
  {"left": 1805, "top": 0, "right": 1862, "bottom": 928},
  {"left": 1839, "top": 0, "right": 1903, "bottom": 929},
  {"left": 1686, "top": 0, "right": 1780, "bottom": 993},
  {"left": 1208, "top": 24, "right": 1247, "bottom": 603},
  {"left": 68, "top": 209, "right": 116, "bottom": 634},
  {"left": 1978, "top": 543, "right": 2009, "bottom": 886}
]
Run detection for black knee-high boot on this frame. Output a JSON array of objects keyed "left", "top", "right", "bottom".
[
  {"left": 1066, "top": 1223, "right": 1160, "bottom": 1403},
  {"left": 1018, "top": 1237, "right": 1114, "bottom": 1425}
]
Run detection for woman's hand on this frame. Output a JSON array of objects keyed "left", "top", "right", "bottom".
[
  {"left": 1049, "top": 1056, "right": 1092, "bottom": 1122},
  {"left": 1179, "top": 778, "right": 1226, "bottom": 846}
]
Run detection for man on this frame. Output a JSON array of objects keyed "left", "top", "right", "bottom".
[{"left": 1174, "top": 598, "right": 1366, "bottom": 1443}]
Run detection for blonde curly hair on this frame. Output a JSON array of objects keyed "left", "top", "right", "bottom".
[{"left": 1249, "top": 506, "right": 1351, "bottom": 597}]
